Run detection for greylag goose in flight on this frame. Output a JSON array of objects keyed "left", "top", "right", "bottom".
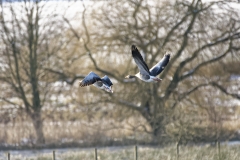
[
  {"left": 79, "top": 71, "right": 113, "bottom": 93},
  {"left": 125, "top": 45, "right": 171, "bottom": 82}
]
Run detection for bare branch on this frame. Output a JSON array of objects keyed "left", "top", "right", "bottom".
[
  {"left": 63, "top": 16, "right": 81, "bottom": 40},
  {"left": 211, "top": 82, "right": 240, "bottom": 100},
  {"left": 164, "top": 10, "right": 199, "bottom": 100},
  {"left": 180, "top": 43, "right": 232, "bottom": 80},
  {"left": 0, "top": 97, "right": 22, "bottom": 108},
  {"left": 81, "top": 5, "right": 123, "bottom": 82},
  {"left": 171, "top": 83, "right": 210, "bottom": 109},
  {"left": 44, "top": 68, "right": 85, "bottom": 85}
]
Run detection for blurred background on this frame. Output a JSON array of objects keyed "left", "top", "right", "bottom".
[{"left": 0, "top": 0, "right": 240, "bottom": 149}]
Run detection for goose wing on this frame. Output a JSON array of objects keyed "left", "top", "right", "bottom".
[
  {"left": 79, "top": 71, "right": 102, "bottom": 87},
  {"left": 131, "top": 45, "right": 150, "bottom": 75},
  {"left": 150, "top": 52, "right": 170, "bottom": 76},
  {"left": 101, "top": 75, "right": 113, "bottom": 87}
]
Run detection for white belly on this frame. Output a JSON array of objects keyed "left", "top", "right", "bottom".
[
  {"left": 135, "top": 73, "right": 155, "bottom": 82},
  {"left": 93, "top": 83, "right": 105, "bottom": 89}
]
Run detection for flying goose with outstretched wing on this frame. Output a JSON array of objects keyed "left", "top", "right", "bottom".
[
  {"left": 79, "top": 71, "right": 113, "bottom": 93},
  {"left": 125, "top": 45, "right": 170, "bottom": 82}
]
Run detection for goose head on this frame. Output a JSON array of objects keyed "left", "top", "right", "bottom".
[
  {"left": 125, "top": 75, "right": 136, "bottom": 79},
  {"left": 104, "top": 85, "right": 113, "bottom": 93}
]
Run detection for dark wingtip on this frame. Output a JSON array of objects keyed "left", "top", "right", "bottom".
[
  {"left": 131, "top": 45, "right": 137, "bottom": 51},
  {"left": 164, "top": 51, "right": 171, "bottom": 58},
  {"left": 78, "top": 81, "right": 85, "bottom": 87},
  {"left": 78, "top": 81, "right": 83, "bottom": 87}
]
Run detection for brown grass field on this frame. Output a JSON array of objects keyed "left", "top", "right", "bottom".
[{"left": 0, "top": 144, "right": 240, "bottom": 160}]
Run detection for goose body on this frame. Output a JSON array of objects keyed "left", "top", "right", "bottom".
[
  {"left": 125, "top": 45, "right": 170, "bottom": 82},
  {"left": 79, "top": 71, "right": 113, "bottom": 93}
]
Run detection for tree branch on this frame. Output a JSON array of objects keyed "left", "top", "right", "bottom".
[
  {"left": 164, "top": 8, "right": 199, "bottom": 100},
  {"left": 211, "top": 82, "right": 240, "bottom": 100},
  {"left": 44, "top": 68, "right": 85, "bottom": 85},
  {"left": 63, "top": 16, "right": 81, "bottom": 40},
  {"left": 171, "top": 83, "right": 209, "bottom": 109},
  {"left": 180, "top": 44, "right": 232, "bottom": 80},
  {"left": 0, "top": 97, "right": 22, "bottom": 108},
  {"left": 81, "top": 4, "right": 123, "bottom": 82}
]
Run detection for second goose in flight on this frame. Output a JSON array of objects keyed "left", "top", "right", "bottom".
[
  {"left": 125, "top": 45, "right": 170, "bottom": 82},
  {"left": 79, "top": 71, "right": 113, "bottom": 93}
]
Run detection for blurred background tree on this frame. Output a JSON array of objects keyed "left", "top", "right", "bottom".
[
  {"left": 64, "top": 0, "right": 240, "bottom": 140},
  {"left": 0, "top": 0, "right": 84, "bottom": 144},
  {"left": 63, "top": 0, "right": 240, "bottom": 143},
  {"left": 0, "top": 0, "right": 239, "bottom": 147}
]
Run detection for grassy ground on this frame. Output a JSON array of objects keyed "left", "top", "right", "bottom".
[
  {"left": 1, "top": 116, "right": 240, "bottom": 148},
  {"left": 1, "top": 144, "right": 240, "bottom": 160}
]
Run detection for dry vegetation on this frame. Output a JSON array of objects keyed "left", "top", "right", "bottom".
[
  {"left": 0, "top": 109, "right": 240, "bottom": 148},
  {"left": 1, "top": 144, "right": 240, "bottom": 160},
  {"left": 0, "top": 0, "right": 240, "bottom": 149}
]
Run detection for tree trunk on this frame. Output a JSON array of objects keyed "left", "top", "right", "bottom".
[
  {"left": 31, "top": 111, "right": 45, "bottom": 144},
  {"left": 149, "top": 120, "right": 164, "bottom": 142},
  {"left": 140, "top": 99, "right": 165, "bottom": 143}
]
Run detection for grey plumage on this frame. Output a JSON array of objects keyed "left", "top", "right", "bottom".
[
  {"left": 131, "top": 45, "right": 150, "bottom": 76},
  {"left": 150, "top": 53, "right": 170, "bottom": 76},
  {"left": 126, "top": 45, "right": 171, "bottom": 82},
  {"left": 79, "top": 72, "right": 101, "bottom": 87},
  {"left": 79, "top": 71, "right": 113, "bottom": 93},
  {"left": 101, "top": 75, "right": 113, "bottom": 86}
]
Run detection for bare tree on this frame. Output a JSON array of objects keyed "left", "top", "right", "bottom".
[
  {"left": 0, "top": 0, "right": 72, "bottom": 144},
  {"left": 61, "top": 0, "right": 240, "bottom": 142},
  {"left": 31, "top": 0, "right": 240, "bottom": 145}
]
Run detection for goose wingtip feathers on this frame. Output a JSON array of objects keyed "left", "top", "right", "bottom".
[
  {"left": 164, "top": 51, "right": 171, "bottom": 58},
  {"left": 131, "top": 45, "right": 137, "bottom": 51}
]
